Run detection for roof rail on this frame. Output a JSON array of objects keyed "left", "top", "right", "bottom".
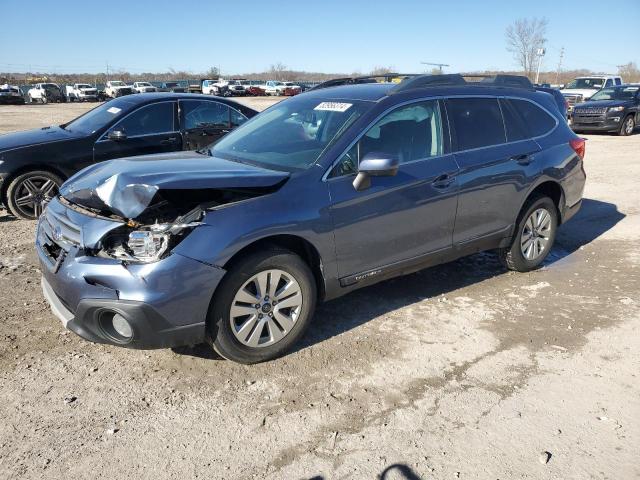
[
  {"left": 310, "top": 73, "right": 419, "bottom": 91},
  {"left": 389, "top": 73, "right": 534, "bottom": 94}
]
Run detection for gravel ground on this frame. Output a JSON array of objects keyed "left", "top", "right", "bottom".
[{"left": 0, "top": 102, "right": 638, "bottom": 480}]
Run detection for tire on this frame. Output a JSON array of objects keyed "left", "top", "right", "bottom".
[
  {"left": 207, "top": 249, "right": 317, "bottom": 364},
  {"left": 6, "top": 170, "right": 63, "bottom": 220},
  {"left": 498, "top": 195, "right": 558, "bottom": 272},
  {"left": 619, "top": 114, "right": 635, "bottom": 136}
]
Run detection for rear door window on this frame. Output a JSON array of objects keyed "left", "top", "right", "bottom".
[
  {"left": 181, "top": 100, "right": 230, "bottom": 130},
  {"left": 447, "top": 98, "right": 505, "bottom": 151},
  {"left": 506, "top": 99, "right": 556, "bottom": 138}
]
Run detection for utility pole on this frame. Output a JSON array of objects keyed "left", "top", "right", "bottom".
[
  {"left": 535, "top": 48, "right": 546, "bottom": 85},
  {"left": 420, "top": 62, "right": 450, "bottom": 74},
  {"left": 555, "top": 47, "right": 564, "bottom": 85}
]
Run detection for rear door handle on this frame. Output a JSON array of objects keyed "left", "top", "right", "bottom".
[
  {"left": 511, "top": 153, "right": 534, "bottom": 165},
  {"left": 432, "top": 173, "right": 456, "bottom": 189}
]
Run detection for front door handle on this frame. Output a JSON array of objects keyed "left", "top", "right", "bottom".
[
  {"left": 160, "top": 136, "right": 178, "bottom": 145},
  {"left": 432, "top": 173, "right": 456, "bottom": 189}
]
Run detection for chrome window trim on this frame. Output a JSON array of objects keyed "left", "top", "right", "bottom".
[
  {"left": 322, "top": 93, "right": 560, "bottom": 181},
  {"left": 97, "top": 100, "right": 176, "bottom": 142}
]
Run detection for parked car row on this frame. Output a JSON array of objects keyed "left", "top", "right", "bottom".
[
  {"left": 189, "top": 78, "right": 309, "bottom": 97},
  {"left": 0, "top": 78, "right": 319, "bottom": 105}
]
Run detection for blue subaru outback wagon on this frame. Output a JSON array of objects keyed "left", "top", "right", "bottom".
[{"left": 37, "top": 74, "right": 586, "bottom": 363}]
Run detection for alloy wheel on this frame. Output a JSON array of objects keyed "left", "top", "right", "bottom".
[
  {"left": 12, "top": 175, "right": 58, "bottom": 218},
  {"left": 520, "top": 208, "right": 553, "bottom": 261},
  {"left": 625, "top": 117, "right": 634, "bottom": 135},
  {"left": 229, "top": 269, "right": 303, "bottom": 348}
]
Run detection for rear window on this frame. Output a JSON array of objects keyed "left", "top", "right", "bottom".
[
  {"left": 447, "top": 98, "right": 505, "bottom": 151},
  {"left": 507, "top": 99, "right": 556, "bottom": 137}
]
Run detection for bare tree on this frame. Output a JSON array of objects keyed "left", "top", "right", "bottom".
[
  {"left": 618, "top": 62, "right": 640, "bottom": 83},
  {"left": 205, "top": 66, "right": 220, "bottom": 79},
  {"left": 370, "top": 66, "right": 395, "bottom": 76},
  {"left": 505, "top": 17, "right": 548, "bottom": 79},
  {"left": 269, "top": 62, "right": 288, "bottom": 81}
]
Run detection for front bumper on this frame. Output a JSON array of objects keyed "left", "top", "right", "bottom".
[
  {"left": 570, "top": 116, "right": 622, "bottom": 132},
  {"left": 36, "top": 205, "right": 226, "bottom": 349}
]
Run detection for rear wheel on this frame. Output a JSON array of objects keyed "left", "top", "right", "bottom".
[
  {"left": 498, "top": 195, "right": 558, "bottom": 272},
  {"left": 619, "top": 115, "right": 635, "bottom": 136},
  {"left": 6, "top": 170, "right": 63, "bottom": 220},
  {"left": 207, "top": 249, "right": 317, "bottom": 364}
]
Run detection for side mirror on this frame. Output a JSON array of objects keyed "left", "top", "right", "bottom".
[
  {"left": 352, "top": 152, "right": 399, "bottom": 191},
  {"left": 108, "top": 129, "right": 127, "bottom": 141}
]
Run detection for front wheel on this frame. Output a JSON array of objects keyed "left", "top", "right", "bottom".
[
  {"left": 207, "top": 249, "right": 317, "bottom": 364},
  {"left": 619, "top": 115, "right": 635, "bottom": 136},
  {"left": 498, "top": 195, "right": 558, "bottom": 272}
]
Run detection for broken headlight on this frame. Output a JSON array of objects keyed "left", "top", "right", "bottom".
[
  {"left": 126, "top": 226, "right": 171, "bottom": 263},
  {"left": 100, "top": 208, "right": 203, "bottom": 263}
]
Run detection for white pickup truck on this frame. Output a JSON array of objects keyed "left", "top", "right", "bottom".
[
  {"left": 105, "top": 80, "right": 134, "bottom": 98},
  {"left": 65, "top": 83, "right": 98, "bottom": 102},
  {"left": 26, "top": 83, "right": 65, "bottom": 103},
  {"left": 562, "top": 75, "right": 623, "bottom": 112},
  {"left": 202, "top": 79, "right": 229, "bottom": 95},
  {"left": 132, "top": 81, "right": 158, "bottom": 93},
  {"left": 264, "top": 80, "right": 285, "bottom": 96}
]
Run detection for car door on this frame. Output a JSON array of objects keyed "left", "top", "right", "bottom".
[
  {"left": 179, "top": 99, "right": 246, "bottom": 151},
  {"left": 327, "top": 99, "right": 459, "bottom": 280},
  {"left": 93, "top": 101, "right": 181, "bottom": 162},
  {"left": 447, "top": 97, "right": 542, "bottom": 245}
]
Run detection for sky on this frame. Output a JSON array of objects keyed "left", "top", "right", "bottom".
[{"left": 1, "top": 0, "right": 638, "bottom": 75}]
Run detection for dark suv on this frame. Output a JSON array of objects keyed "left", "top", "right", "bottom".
[
  {"left": 37, "top": 74, "right": 586, "bottom": 364},
  {"left": 571, "top": 84, "right": 639, "bottom": 135}
]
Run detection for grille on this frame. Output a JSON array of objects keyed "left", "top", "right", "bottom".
[
  {"left": 41, "top": 202, "right": 81, "bottom": 251},
  {"left": 563, "top": 94, "right": 582, "bottom": 107},
  {"left": 574, "top": 107, "right": 607, "bottom": 117}
]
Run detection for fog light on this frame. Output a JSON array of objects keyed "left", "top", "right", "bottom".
[{"left": 111, "top": 313, "right": 133, "bottom": 339}]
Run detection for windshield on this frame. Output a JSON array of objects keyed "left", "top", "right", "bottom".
[
  {"left": 590, "top": 86, "right": 639, "bottom": 101},
  {"left": 210, "top": 97, "right": 372, "bottom": 171},
  {"left": 165, "top": 82, "right": 178, "bottom": 87},
  {"left": 138, "top": 82, "right": 151, "bottom": 86},
  {"left": 565, "top": 78, "right": 604, "bottom": 90},
  {"left": 110, "top": 81, "right": 125, "bottom": 86},
  {"left": 63, "top": 98, "right": 134, "bottom": 134},
  {"left": 77, "top": 84, "right": 92, "bottom": 88}
]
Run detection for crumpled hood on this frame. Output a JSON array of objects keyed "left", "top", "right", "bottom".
[
  {"left": 0, "top": 125, "right": 78, "bottom": 152},
  {"left": 59, "top": 151, "right": 289, "bottom": 219}
]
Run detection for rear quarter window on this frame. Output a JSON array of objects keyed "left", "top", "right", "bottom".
[
  {"left": 506, "top": 99, "right": 557, "bottom": 138},
  {"left": 447, "top": 98, "right": 506, "bottom": 151}
]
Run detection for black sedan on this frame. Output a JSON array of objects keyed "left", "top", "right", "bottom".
[
  {"left": 571, "top": 85, "right": 639, "bottom": 136},
  {"left": 0, "top": 93, "right": 257, "bottom": 219}
]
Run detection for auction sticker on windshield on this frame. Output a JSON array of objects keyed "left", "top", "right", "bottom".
[
  {"left": 107, "top": 107, "right": 122, "bottom": 114},
  {"left": 314, "top": 102, "right": 352, "bottom": 112}
]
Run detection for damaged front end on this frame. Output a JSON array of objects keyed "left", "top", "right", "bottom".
[{"left": 57, "top": 153, "right": 290, "bottom": 264}]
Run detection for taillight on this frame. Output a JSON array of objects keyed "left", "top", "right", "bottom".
[{"left": 570, "top": 138, "right": 586, "bottom": 159}]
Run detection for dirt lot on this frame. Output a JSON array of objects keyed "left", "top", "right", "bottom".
[{"left": 0, "top": 102, "right": 638, "bottom": 480}]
